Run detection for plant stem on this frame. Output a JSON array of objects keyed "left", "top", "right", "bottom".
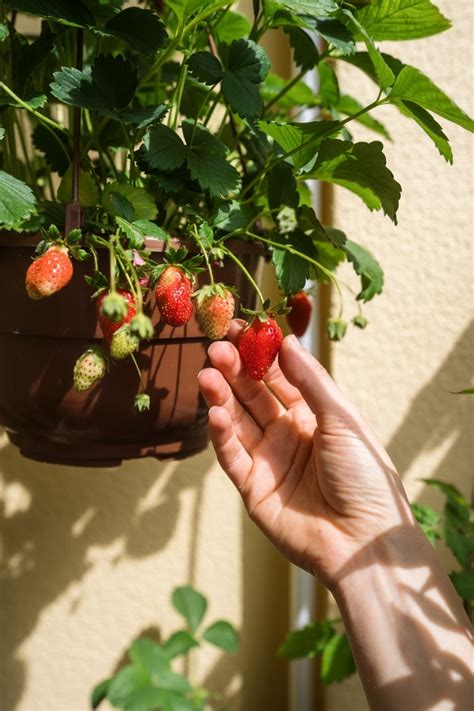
[
  {"left": 263, "top": 68, "right": 306, "bottom": 114},
  {"left": 0, "top": 81, "right": 68, "bottom": 134},
  {"left": 130, "top": 352, "right": 146, "bottom": 393},
  {"left": 115, "top": 242, "right": 144, "bottom": 311},
  {"left": 192, "top": 226, "right": 214, "bottom": 285},
  {"left": 222, "top": 246, "right": 264, "bottom": 307},
  {"left": 109, "top": 237, "right": 117, "bottom": 292}
]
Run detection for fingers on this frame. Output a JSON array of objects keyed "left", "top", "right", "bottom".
[
  {"left": 207, "top": 406, "right": 253, "bottom": 490},
  {"left": 279, "top": 335, "right": 352, "bottom": 419},
  {"left": 207, "top": 340, "right": 286, "bottom": 428},
  {"left": 198, "top": 367, "right": 262, "bottom": 452}
]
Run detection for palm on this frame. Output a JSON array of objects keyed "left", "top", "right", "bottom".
[{"left": 198, "top": 332, "right": 404, "bottom": 586}]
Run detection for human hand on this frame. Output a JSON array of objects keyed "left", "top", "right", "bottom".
[{"left": 198, "top": 322, "right": 416, "bottom": 590}]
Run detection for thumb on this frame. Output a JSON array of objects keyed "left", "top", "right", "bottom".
[{"left": 279, "top": 335, "right": 353, "bottom": 420}]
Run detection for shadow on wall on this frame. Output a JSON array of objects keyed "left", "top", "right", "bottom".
[
  {"left": 387, "top": 319, "right": 473, "bottom": 499},
  {"left": 0, "top": 443, "right": 215, "bottom": 711}
]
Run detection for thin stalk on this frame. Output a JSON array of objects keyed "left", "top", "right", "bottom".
[
  {"left": 13, "top": 112, "right": 38, "bottom": 195},
  {"left": 263, "top": 68, "right": 306, "bottom": 114},
  {"left": 170, "top": 61, "right": 188, "bottom": 130},
  {"left": 222, "top": 246, "right": 264, "bottom": 307},
  {"left": 203, "top": 91, "right": 221, "bottom": 126},
  {"left": 192, "top": 226, "right": 214, "bottom": 285},
  {"left": 115, "top": 250, "right": 138, "bottom": 298},
  {"left": 130, "top": 352, "right": 146, "bottom": 393},
  {"left": 109, "top": 237, "right": 117, "bottom": 292},
  {"left": 0, "top": 82, "right": 67, "bottom": 134},
  {"left": 116, "top": 242, "right": 144, "bottom": 311}
]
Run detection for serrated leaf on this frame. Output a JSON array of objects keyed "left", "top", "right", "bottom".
[
  {"left": 167, "top": 0, "right": 229, "bottom": 23},
  {"left": 258, "top": 119, "right": 340, "bottom": 169},
  {"left": 342, "top": 239, "right": 384, "bottom": 301},
  {"left": 172, "top": 586, "right": 207, "bottom": 632},
  {"left": 57, "top": 167, "right": 98, "bottom": 207},
  {"left": 188, "top": 52, "right": 223, "bottom": 85},
  {"left": 313, "top": 240, "right": 346, "bottom": 281},
  {"left": 356, "top": 0, "right": 451, "bottom": 41},
  {"left": 105, "top": 7, "right": 167, "bottom": 55},
  {"left": 396, "top": 100, "right": 452, "bottom": 163},
  {"left": 183, "top": 121, "right": 241, "bottom": 197},
  {"left": 308, "top": 139, "right": 401, "bottom": 223},
  {"left": 102, "top": 183, "right": 157, "bottom": 221},
  {"left": 222, "top": 39, "right": 270, "bottom": 118},
  {"left": 311, "top": 18, "right": 356, "bottom": 55},
  {"left": 119, "top": 105, "right": 168, "bottom": 129},
  {"left": 337, "top": 94, "right": 391, "bottom": 139},
  {"left": 162, "top": 631, "right": 199, "bottom": 660},
  {"left": 212, "top": 201, "right": 258, "bottom": 232},
  {"left": 7, "top": 0, "right": 95, "bottom": 26},
  {"left": 51, "top": 54, "right": 138, "bottom": 114},
  {"left": 318, "top": 61, "right": 340, "bottom": 107},
  {"left": 0, "top": 171, "right": 37, "bottom": 228},
  {"left": 389, "top": 65, "right": 474, "bottom": 133},
  {"left": 411, "top": 503, "right": 441, "bottom": 545},
  {"left": 0, "top": 24, "right": 9, "bottom": 41},
  {"left": 215, "top": 11, "right": 251, "bottom": 44},
  {"left": 267, "top": 161, "right": 299, "bottom": 212},
  {"left": 278, "top": 621, "right": 335, "bottom": 659},
  {"left": 142, "top": 125, "right": 187, "bottom": 171},
  {"left": 423, "top": 479, "right": 469, "bottom": 521},
  {"left": 116, "top": 216, "right": 144, "bottom": 247},
  {"left": 32, "top": 124, "right": 71, "bottom": 175},
  {"left": 284, "top": 26, "right": 319, "bottom": 70},
  {"left": 320, "top": 633, "right": 356, "bottom": 684},
  {"left": 265, "top": 0, "right": 339, "bottom": 17},
  {"left": 133, "top": 220, "right": 169, "bottom": 241},
  {"left": 343, "top": 50, "right": 404, "bottom": 85},
  {"left": 272, "top": 230, "right": 316, "bottom": 293},
  {"left": 203, "top": 620, "right": 239, "bottom": 653}
]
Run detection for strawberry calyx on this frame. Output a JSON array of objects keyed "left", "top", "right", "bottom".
[
  {"left": 135, "top": 393, "right": 151, "bottom": 412},
  {"left": 240, "top": 297, "right": 290, "bottom": 329},
  {"left": 193, "top": 282, "right": 238, "bottom": 304},
  {"left": 150, "top": 247, "right": 204, "bottom": 288},
  {"left": 100, "top": 290, "right": 131, "bottom": 322},
  {"left": 129, "top": 312, "right": 154, "bottom": 340}
]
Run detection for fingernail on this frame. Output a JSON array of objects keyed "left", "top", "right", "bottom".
[{"left": 286, "top": 334, "right": 302, "bottom": 349}]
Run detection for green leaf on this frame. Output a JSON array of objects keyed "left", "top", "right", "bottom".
[
  {"left": 102, "top": 183, "right": 157, "bottom": 221},
  {"left": 389, "top": 65, "right": 474, "bottom": 132},
  {"left": 337, "top": 95, "right": 391, "bottom": 139},
  {"left": 452, "top": 388, "right": 474, "bottom": 395},
  {"left": 51, "top": 55, "right": 138, "bottom": 114},
  {"left": 343, "top": 50, "right": 404, "bottom": 85},
  {"left": 267, "top": 162, "right": 299, "bottom": 212},
  {"left": 343, "top": 9, "right": 395, "bottom": 89},
  {"left": 265, "top": 0, "right": 339, "bottom": 17},
  {"left": 221, "top": 39, "right": 270, "bottom": 118},
  {"left": 107, "top": 666, "right": 151, "bottom": 708},
  {"left": 129, "top": 639, "right": 170, "bottom": 682},
  {"left": 57, "top": 167, "right": 98, "bottom": 208},
  {"left": 284, "top": 26, "right": 319, "bottom": 70},
  {"left": 313, "top": 240, "right": 346, "bottom": 280},
  {"left": 215, "top": 11, "right": 251, "bottom": 44},
  {"left": 105, "top": 8, "right": 168, "bottom": 55},
  {"left": 450, "top": 571, "right": 474, "bottom": 603},
  {"left": 258, "top": 119, "right": 340, "bottom": 169},
  {"left": 271, "top": 230, "right": 316, "bottom": 293},
  {"left": 203, "top": 620, "right": 239, "bottom": 653},
  {"left": 308, "top": 139, "right": 401, "bottom": 223},
  {"left": 172, "top": 586, "right": 207, "bottom": 632},
  {"left": 323, "top": 226, "right": 348, "bottom": 249},
  {"left": 311, "top": 18, "right": 356, "bottom": 55},
  {"left": 0, "top": 23, "right": 8, "bottom": 41},
  {"left": 7, "top": 0, "right": 95, "bottom": 26},
  {"left": 188, "top": 52, "right": 224, "bottom": 85},
  {"left": 119, "top": 105, "right": 168, "bottom": 130},
  {"left": 32, "top": 125, "right": 71, "bottom": 175},
  {"left": 167, "top": 0, "right": 229, "bottom": 24},
  {"left": 356, "top": 0, "right": 451, "bottom": 41},
  {"left": 342, "top": 239, "right": 384, "bottom": 301},
  {"left": 318, "top": 62, "right": 340, "bottom": 107},
  {"left": 162, "top": 631, "right": 199, "bottom": 660},
  {"left": 91, "top": 678, "right": 111, "bottom": 709},
  {"left": 183, "top": 121, "right": 241, "bottom": 197},
  {"left": 116, "top": 217, "right": 145, "bottom": 247},
  {"left": 411, "top": 503, "right": 441, "bottom": 545},
  {"left": 396, "top": 100, "right": 452, "bottom": 162},
  {"left": 142, "top": 125, "right": 187, "bottom": 171},
  {"left": 133, "top": 220, "right": 169, "bottom": 241},
  {"left": 278, "top": 621, "right": 336, "bottom": 659},
  {"left": 211, "top": 201, "right": 258, "bottom": 232},
  {"left": 423, "top": 479, "right": 470, "bottom": 521},
  {"left": 321, "top": 633, "right": 356, "bottom": 684}
]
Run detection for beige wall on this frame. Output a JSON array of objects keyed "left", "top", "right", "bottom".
[{"left": 325, "top": 1, "right": 473, "bottom": 709}]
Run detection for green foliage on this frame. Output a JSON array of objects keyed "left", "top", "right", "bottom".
[
  {"left": 0, "top": 170, "right": 37, "bottom": 229},
  {"left": 342, "top": 240, "right": 384, "bottom": 302},
  {"left": 355, "top": 0, "right": 451, "bottom": 41},
  {"left": 92, "top": 585, "right": 239, "bottom": 710},
  {"left": 321, "top": 633, "right": 356, "bottom": 684}
]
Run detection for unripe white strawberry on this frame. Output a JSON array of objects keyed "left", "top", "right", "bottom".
[
  {"left": 73, "top": 348, "right": 107, "bottom": 391},
  {"left": 195, "top": 284, "right": 235, "bottom": 341},
  {"left": 110, "top": 325, "right": 140, "bottom": 360}
]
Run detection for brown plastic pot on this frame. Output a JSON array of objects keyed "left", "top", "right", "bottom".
[{"left": 0, "top": 233, "right": 263, "bottom": 467}]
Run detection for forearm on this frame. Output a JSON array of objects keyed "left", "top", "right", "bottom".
[{"left": 332, "top": 524, "right": 472, "bottom": 711}]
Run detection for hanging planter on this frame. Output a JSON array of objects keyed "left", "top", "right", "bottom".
[
  {"left": 0, "top": 233, "right": 263, "bottom": 465},
  {"left": 0, "top": 2, "right": 472, "bottom": 466}
]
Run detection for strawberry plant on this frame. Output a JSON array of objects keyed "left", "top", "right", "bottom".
[{"left": 0, "top": 0, "right": 473, "bottom": 400}]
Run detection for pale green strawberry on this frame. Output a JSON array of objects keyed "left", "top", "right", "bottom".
[
  {"left": 110, "top": 325, "right": 140, "bottom": 360},
  {"left": 195, "top": 284, "right": 236, "bottom": 341},
  {"left": 73, "top": 348, "right": 107, "bottom": 391}
]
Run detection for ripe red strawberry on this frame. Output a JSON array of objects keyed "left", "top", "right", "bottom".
[
  {"left": 195, "top": 284, "right": 235, "bottom": 340},
  {"left": 25, "top": 245, "right": 73, "bottom": 299},
  {"left": 96, "top": 289, "right": 136, "bottom": 341},
  {"left": 286, "top": 292, "right": 312, "bottom": 337},
  {"left": 73, "top": 348, "right": 107, "bottom": 392},
  {"left": 238, "top": 317, "right": 283, "bottom": 381},
  {"left": 155, "top": 266, "right": 193, "bottom": 327}
]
